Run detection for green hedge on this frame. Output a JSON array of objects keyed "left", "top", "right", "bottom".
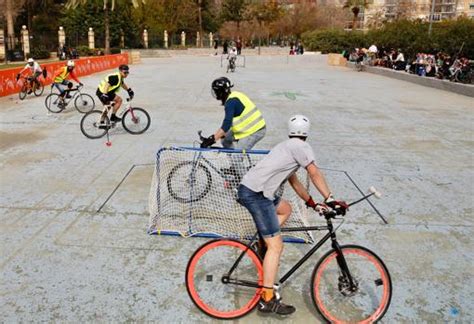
[
  {"left": 29, "top": 47, "right": 51, "bottom": 60},
  {"left": 302, "top": 18, "right": 474, "bottom": 59}
]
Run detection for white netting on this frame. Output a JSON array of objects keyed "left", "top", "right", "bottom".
[{"left": 148, "top": 147, "right": 313, "bottom": 243}]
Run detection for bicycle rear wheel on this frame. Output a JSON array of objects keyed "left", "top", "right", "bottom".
[
  {"left": 45, "top": 94, "right": 65, "bottom": 113},
  {"left": 186, "top": 239, "right": 263, "bottom": 319},
  {"left": 80, "top": 110, "right": 109, "bottom": 139},
  {"left": 74, "top": 93, "right": 95, "bottom": 113},
  {"left": 34, "top": 80, "right": 44, "bottom": 96},
  {"left": 166, "top": 161, "right": 212, "bottom": 203},
  {"left": 122, "top": 107, "right": 150, "bottom": 134},
  {"left": 311, "top": 245, "right": 392, "bottom": 323},
  {"left": 19, "top": 84, "right": 27, "bottom": 100}
]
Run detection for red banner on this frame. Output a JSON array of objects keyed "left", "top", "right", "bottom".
[{"left": 0, "top": 53, "right": 129, "bottom": 97}]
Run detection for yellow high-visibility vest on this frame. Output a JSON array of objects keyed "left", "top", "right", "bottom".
[
  {"left": 54, "top": 66, "right": 69, "bottom": 83},
  {"left": 98, "top": 72, "right": 122, "bottom": 94},
  {"left": 228, "top": 91, "right": 266, "bottom": 140}
]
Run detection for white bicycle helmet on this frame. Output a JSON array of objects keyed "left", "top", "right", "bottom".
[
  {"left": 67, "top": 60, "right": 75, "bottom": 67},
  {"left": 27, "top": 58, "right": 34, "bottom": 63},
  {"left": 288, "top": 114, "right": 310, "bottom": 137}
]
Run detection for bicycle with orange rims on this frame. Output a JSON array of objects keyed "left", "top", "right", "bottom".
[{"left": 185, "top": 187, "right": 392, "bottom": 322}]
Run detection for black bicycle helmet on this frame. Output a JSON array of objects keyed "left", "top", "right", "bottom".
[
  {"left": 211, "top": 77, "right": 233, "bottom": 100},
  {"left": 119, "top": 64, "right": 129, "bottom": 72}
]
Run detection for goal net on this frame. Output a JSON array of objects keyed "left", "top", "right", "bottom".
[{"left": 148, "top": 146, "right": 313, "bottom": 243}]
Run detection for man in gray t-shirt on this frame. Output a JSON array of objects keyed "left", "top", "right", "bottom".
[{"left": 237, "top": 115, "right": 348, "bottom": 316}]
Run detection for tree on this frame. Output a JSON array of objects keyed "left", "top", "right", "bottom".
[
  {"left": 66, "top": 0, "right": 144, "bottom": 54},
  {"left": 343, "top": 0, "right": 369, "bottom": 30},
  {"left": 2, "top": 0, "right": 25, "bottom": 50},
  {"left": 220, "top": 0, "right": 248, "bottom": 31}
]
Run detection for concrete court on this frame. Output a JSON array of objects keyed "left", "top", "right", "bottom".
[{"left": 1, "top": 54, "right": 473, "bottom": 323}]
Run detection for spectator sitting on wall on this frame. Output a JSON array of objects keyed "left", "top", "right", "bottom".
[{"left": 393, "top": 49, "right": 406, "bottom": 71}]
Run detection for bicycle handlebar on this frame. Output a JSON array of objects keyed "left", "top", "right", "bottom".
[{"left": 317, "top": 186, "right": 382, "bottom": 219}]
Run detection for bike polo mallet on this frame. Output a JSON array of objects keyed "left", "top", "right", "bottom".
[
  {"left": 348, "top": 186, "right": 382, "bottom": 207},
  {"left": 105, "top": 130, "right": 112, "bottom": 147}
]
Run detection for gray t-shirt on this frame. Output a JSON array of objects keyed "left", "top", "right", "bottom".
[{"left": 241, "top": 138, "right": 315, "bottom": 199}]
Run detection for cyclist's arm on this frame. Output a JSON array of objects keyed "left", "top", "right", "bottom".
[
  {"left": 69, "top": 70, "right": 80, "bottom": 83},
  {"left": 213, "top": 128, "right": 226, "bottom": 140},
  {"left": 121, "top": 82, "right": 130, "bottom": 91},
  {"left": 288, "top": 173, "right": 311, "bottom": 202},
  {"left": 18, "top": 65, "right": 27, "bottom": 75},
  {"left": 306, "top": 162, "right": 331, "bottom": 200}
]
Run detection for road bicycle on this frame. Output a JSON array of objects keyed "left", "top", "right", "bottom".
[
  {"left": 17, "top": 75, "right": 44, "bottom": 100},
  {"left": 80, "top": 97, "right": 151, "bottom": 139},
  {"left": 44, "top": 84, "right": 95, "bottom": 114},
  {"left": 166, "top": 131, "right": 255, "bottom": 203},
  {"left": 186, "top": 187, "right": 392, "bottom": 322}
]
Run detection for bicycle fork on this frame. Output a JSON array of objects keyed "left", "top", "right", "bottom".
[{"left": 332, "top": 239, "right": 359, "bottom": 296}]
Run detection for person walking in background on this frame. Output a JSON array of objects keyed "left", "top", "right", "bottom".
[
  {"left": 223, "top": 40, "right": 229, "bottom": 55},
  {"left": 236, "top": 37, "right": 242, "bottom": 55},
  {"left": 214, "top": 39, "right": 219, "bottom": 56}
]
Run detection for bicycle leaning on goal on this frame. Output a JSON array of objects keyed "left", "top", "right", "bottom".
[
  {"left": 79, "top": 97, "right": 151, "bottom": 139},
  {"left": 166, "top": 131, "right": 256, "bottom": 203},
  {"left": 185, "top": 187, "right": 392, "bottom": 322}
]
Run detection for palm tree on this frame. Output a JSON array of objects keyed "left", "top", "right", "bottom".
[
  {"left": 66, "top": 0, "right": 144, "bottom": 54},
  {"left": 343, "top": 0, "right": 369, "bottom": 30},
  {"left": 4, "top": 0, "right": 22, "bottom": 50}
]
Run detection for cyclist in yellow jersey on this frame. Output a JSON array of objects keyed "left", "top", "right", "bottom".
[
  {"left": 201, "top": 77, "right": 266, "bottom": 149},
  {"left": 96, "top": 64, "right": 134, "bottom": 122},
  {"left": 52, "top": 60, "right": 82, "bottom": 98}
]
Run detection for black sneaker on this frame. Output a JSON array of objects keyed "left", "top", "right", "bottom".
[
  {"left": 65, "top": 94, "right": 72, "bottom": 99},
  {"left": 257, "top": 296, "right": 295, "bottom": 315},
  {"left": 110, "top": 115, "right": 122, "bottom": 122}
]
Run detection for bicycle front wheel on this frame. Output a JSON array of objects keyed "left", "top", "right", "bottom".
[
  {"left": 80, "top": 110, "right": 109, "bottom": 139},
  {"left": 311, "top": 245, "right": 392, "bottom": 323},
  {"left": 45, "top": 94, "right": 64, "bottom": 113},
  {"left": 19, "top": 84, "right": 27, "bottom": 100},
  {"left": 186, "top": 239, "right": 263, "bottom": 320},
  {"left": 122, "top": 107, "right": 150, "bottom": 134},
  {"left": 166, "top": 161, "right": 212, "bottom": 203},
  {"left": 34, "top": 80, "right": 44, "bottom": 96},
  {"left": 74, "top": 93, "right": 95, "bottom": 113}
]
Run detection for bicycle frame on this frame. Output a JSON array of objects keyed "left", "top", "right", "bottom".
[
  {"left": 222, "top": 192, "right": 379, "bottom": 289},
  {"left": 101, "top": 98, "right": 135, "bottom": 121},
  {"left": 223, "top": 219, "right": 342, "bottom": 289}
]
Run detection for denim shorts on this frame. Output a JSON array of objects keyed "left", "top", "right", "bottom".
[{"left": 237, "top": 184, "right": 281, "bottom": 238}]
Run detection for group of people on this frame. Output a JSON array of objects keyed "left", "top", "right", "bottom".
[
  {"left": 289, "top": 41, "right": 304, "bottom": 55},
  {"left": 58, "top": 45, "right": 79, "bottom": 61},
  {"left": 16, "top": 58, "right": 133, "bottom": 123},
  {"left": 200, "top": 76, "right": 348, "bottom": 315},
  {"left": 214, "top": 38, "right": 243, "bottom": 56},
  {"left": 18, "top": 57, "right": 348, "bottom": 316},
  {"left": 345, "top": 45, "right": 472, "bottom": 83}
]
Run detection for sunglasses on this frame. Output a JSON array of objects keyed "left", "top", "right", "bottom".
[{"left": 122, "top": 71, "right": 129, "bottom": 74}]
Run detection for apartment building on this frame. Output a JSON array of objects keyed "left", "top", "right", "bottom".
[{"left": 364, "top": 0, "right": 473, "bottom": 27}]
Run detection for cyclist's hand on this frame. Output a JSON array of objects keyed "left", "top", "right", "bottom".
[
  {"left": 79, "top": 82, "right": 84, "bottom": 87},
  {"left": 324, "top": 195, "right": 348, "bottom": 216},
  {"left": 200, "top": 135, "right": 215, "bottom": 148},
  {"left": 306, "top": 196, "right": 329, "bottom": 215},
  {"left": 127, "top": 88, "right": 134, "bottom": 99}
]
